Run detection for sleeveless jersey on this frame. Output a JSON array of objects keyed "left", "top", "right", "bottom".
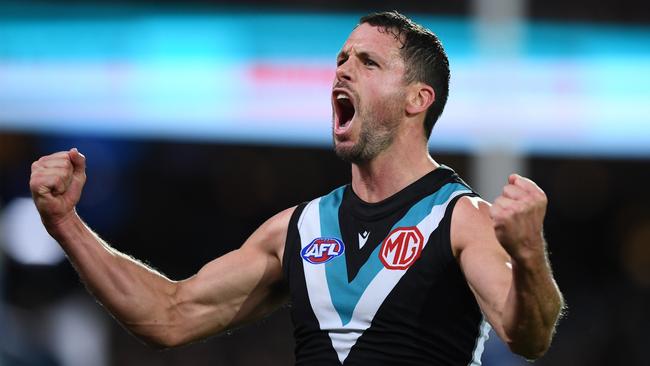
[{"left": 282, "top": 166, "right": 491, "bottom": 365}]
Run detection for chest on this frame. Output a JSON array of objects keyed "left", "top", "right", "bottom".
[{"left": 294, "top": 183, "right": 469, "bottom": 329}]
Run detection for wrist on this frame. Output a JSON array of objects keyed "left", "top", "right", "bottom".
[
  {"left": 510, "top": 251, "right": 550, "bottom": 278},
  {"left": 43, "top": 209, "right": 83, "bottom": 239},
  {"left": 508, "top": 237, "right": 547, "bottom": 267}
]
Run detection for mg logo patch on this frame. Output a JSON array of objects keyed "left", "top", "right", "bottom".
[
  {"left": 301, "top": 237, "right": 345, "bottom": 264},
  {"left": 379, "top": 227, "right": 425, "bottom": 270}
]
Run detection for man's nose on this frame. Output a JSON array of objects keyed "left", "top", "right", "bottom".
[{"left": 335, "top": 61, "right": 353, "bottom": 82}]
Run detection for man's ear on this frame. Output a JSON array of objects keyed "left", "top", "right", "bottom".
[{"left": 405, "top": 83, "right": 435, "bottom": 116}]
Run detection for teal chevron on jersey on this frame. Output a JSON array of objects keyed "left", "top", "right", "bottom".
[
  {"left": 318, "top": 187, "right": 353, "bottom": 326},
  {"left": 318, "top": 185, "right": 345, "bottom": 240}
]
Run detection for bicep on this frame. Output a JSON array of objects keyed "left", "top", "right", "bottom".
[
  {"left": 452, "top": 196, "right": 513, "bottom": 342},
  {"left": 170, "top": 207, "right": 294, "bottom": 345}
]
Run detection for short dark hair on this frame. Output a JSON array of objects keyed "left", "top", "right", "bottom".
[{"left": 359, "top": 11, "right": 450, "bottom": 139}]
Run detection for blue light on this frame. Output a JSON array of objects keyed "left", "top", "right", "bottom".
[{"left": 0, "top": 8, "right": 649, "bottom": 156}]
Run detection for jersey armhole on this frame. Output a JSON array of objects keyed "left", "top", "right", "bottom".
[{"left": 282, "top": 202, "right": 308, "bottom": 283}]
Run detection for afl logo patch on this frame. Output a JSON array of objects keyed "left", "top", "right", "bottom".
[
  {"left": 301, "top": 237, "right": 345, "bottom": 264},
  {"left": 379, "top": 227, "right": 424, "bottom": 270}
]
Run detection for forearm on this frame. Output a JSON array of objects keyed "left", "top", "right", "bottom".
[
  {"left": 46, "top": 211, "right": 179, "bottom": 346},
  {"left": 502, "top": 248, "right": 563, "bottom": 359},
  {"left": 30, "top": 151, "right": 299, "bottom": 348}
]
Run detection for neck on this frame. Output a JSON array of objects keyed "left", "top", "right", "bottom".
[{"left": 350, "top": 137, "right": 439, "bottom": 203}]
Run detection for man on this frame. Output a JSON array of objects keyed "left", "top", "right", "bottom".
[{"left": 30, "top": 11, "right": 563, "bottom": 365}]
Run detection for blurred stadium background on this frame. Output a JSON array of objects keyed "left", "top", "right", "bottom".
[{"left": 0, "top": 0, "right": 649, "bottom": 365}]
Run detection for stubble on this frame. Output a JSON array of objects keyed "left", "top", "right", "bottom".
[{"left": 334, "top": 95, "right": 402, "bottom": 164}]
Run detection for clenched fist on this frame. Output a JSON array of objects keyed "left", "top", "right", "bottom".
[
  {"left": 490, "top": 174, "right": 548, "bottom": 262},
  {"left": 30, "top": 148, "right": 87, "bottom": 229}
]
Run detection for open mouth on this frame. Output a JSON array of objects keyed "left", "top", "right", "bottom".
[{"left": 334, "top": 91, "right": 356, "bottom": 130}]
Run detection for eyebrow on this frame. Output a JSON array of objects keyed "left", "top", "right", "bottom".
[
  {"left": 336, "top": 50, "right": 383, "bottom": 64},
  {"left": 358, "top": 51, "right": 379, "bottom": 61}
]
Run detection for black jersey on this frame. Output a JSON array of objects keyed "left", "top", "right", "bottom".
[{"left": 282, "top": 166, "right": 490, "bottom": 365}]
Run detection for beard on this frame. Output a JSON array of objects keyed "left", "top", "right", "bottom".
[{"left": 334, "top": 97, "right": 401, "bottom": 164}]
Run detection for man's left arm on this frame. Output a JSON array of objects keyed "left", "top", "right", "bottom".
[{"left": 451, "top": 174, "right": 564, "bottom": 360}]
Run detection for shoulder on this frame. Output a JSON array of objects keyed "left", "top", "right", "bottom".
[
  {"left": 449, "top": 195, "right": 497, "bottom": 258},
  {"left": 266, "top": 206, "right": 298, "bottom": 232},
  {"left": 241, "top": 206, "right": 297, "bottom": 263}
]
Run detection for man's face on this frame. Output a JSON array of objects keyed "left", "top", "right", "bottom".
[{"left": 332, "top": 23, "right": 409, "bottom": 163}]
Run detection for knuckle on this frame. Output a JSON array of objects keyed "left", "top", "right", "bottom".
[
  {"left": 30, "top": 172, "right": 42, "bottom": 185},
  {"left": 54, "top": 175, "right": 64, "bottom": 186},
  {"left": 530, "top": 193, "right": 546, "bottom": 206},
  {"left": 491, "top": 209, "right": 505, "bottom": 221},
  {"left": 498, "top": 200, "right": 513, "bottom": 211},
  {"left": 538, "top": 192, "right": 548, "bottom": 203},
  {"left": 513, "top": 202, "right": 526, "bottom": 213},
  {"left": 519, "top": 194, "right": 532, "bottom": 205}
]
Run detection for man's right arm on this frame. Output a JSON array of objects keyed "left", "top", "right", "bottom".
[{"left": 30, "top": 149, "right": 294, "bottom": 348}]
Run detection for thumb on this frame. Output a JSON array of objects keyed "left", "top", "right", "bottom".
[
  {"left": 69, "top": 148, "right": 86, "bottom": 176},
  {"left": 65, "top": 148, "right": 87, "bottom": 202},
  {"left": 508, "top": 173, "right": 520, "bottom": 185}
]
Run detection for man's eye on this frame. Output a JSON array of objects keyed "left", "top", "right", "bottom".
[
  {"left": 364, "top": 59, "right": 377, "bottom": 67},
  {"left": 337, "top": 59, "right": 346, "bottom": 66}
]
